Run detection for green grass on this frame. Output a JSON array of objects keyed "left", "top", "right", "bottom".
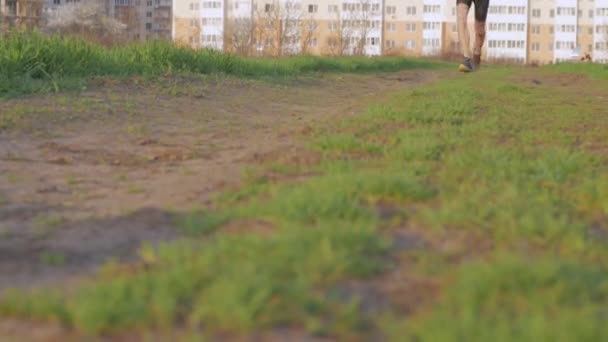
[
  {"left": 0, "top": 32, "right": 443, "bottom": 97},
  {"left": 1, "top": 64, "right": 608, "bottom": 340}
]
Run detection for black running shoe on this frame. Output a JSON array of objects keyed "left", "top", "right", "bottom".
[{"left": 458, "top": 57, "right": 475, "bottom": 73}]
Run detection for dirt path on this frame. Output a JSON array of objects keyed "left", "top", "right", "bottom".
[{"left": 0, "top": 71, "right": 437, "bottom": 291}]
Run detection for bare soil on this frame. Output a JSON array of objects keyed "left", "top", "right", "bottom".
[{"left": 0, "top": 71, "right": 436, "bottom": 292}]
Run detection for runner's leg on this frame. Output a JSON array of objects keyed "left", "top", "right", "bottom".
[
  {"left": 457, "top": 0, "right": 473, "bottom": 59},
  {"left": 472, "top": 0, "right": 489, "bottom": 66}
]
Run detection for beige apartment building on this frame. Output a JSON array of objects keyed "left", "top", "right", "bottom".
[{"left": 172, "top": 0, "right": 608, "bottom": 63}]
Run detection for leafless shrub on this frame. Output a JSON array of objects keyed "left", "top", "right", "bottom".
[{"left": 45, "top": 1, "right": 126, "bottom": 44}]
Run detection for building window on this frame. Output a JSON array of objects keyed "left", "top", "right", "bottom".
[
  {"left": 405, "top": 39, "right": 416, "bottom": 50},
  {"left": 386, "top": 40, "right": 395, "bottom": 49},
  {"left": 532, "top": 9, "right": 540, "bottom": 17},
  {"left": 406, "top": 6, "right": 416, "bottom": 15},
  {"left": 145, "top": 23, "right": 152, "bottom": 30},
  {"left": 423, "top": 22, "right": 440, "bottom": 30},
  {"left": 405, "top": 23, "right": 416, "bottom": 32},
  {"left": 387, "top": 22, "right": 396, "bottom": 32},
  {"left": 422, "top": 38, "right": 440, "bottom": 48},
  {"left": 328, "top": 4, "right": 338, "bottom": 13},
  {"left": 147, "top": 11, "right": 152, "bottom": 17},
  {"left": 202, "top": 1, "right": 221, "bottom": 9},
  {"left": 265, "top": 3, "right": 273, "bottom": 12},
  {"left": 308, "top": 4, "right": 317, "bottom": 13},
  {"left": 550, "top": 9, "right": 554, "bottom": 17},
  {"left": 366, "top": 37, "right": 379, "bottom": 46},
  {"left": 386, "top": 6, "right": 396, "bottom": 15},
  {"left": 423, "top": 5, "right": 440, "bottom": 14}
]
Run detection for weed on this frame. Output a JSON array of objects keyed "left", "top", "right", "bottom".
[
  {"left": 0, "top": 225, "right": 11, "bottom": 239},
  {"left": 125, "top": 124, "right": 147, "bottom": 137},
  {"left": 40, "top": 251, "right": 66, "bottom": 266},
  {"left": 126, "top": 184, "right": 145, "bottom": 194},
  {"left": 33, "top": 214, "right": 65, "bottom": 229},
  {"left": 65, "top": 176, "right": 79, "bottom": 185}
]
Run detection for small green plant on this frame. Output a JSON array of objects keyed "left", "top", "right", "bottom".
[
  {"left": 0, "top": 225, "right": 11, "bottom": 239},
  {"left": 5, "top": 172, "right": 22, "bottom": 183},
  {"left": 65, "top": 176, "right": 79, "bottom": 185},
  {"left": 33, "top": 214, "right": 65, "bottom": 229},
  {"left": 126, "top": 184, "right": 145, "bottom": 194},
  {"left": 40, "top": 251, "right": 66, "bottom": 266},
  {"left": 125, "top": 124, "right": 147, "bottom": 137}
]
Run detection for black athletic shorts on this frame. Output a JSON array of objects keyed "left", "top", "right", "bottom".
[{"left": 457, "top": 0, "right": 490, "bottom": 22}]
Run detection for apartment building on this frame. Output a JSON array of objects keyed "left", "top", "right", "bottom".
[
  {"left": 107, "top": 0, "right": 172, "bottom": 41},
  {"left": 172, "top": 0, "right": 608, "bottom": 63},
  {"left": 3, "top": 0, "right": 605, "bottom": 63},
  {"left": 0, "top": 0, "right": 44, "bottom": 29},
  {"left": 0, "top": 0, "right": 171, "bottom": 41}
]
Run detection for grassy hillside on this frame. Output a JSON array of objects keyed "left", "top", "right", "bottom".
[
  {"left": 1, "top": 62, "right": 607, "bottom": 340},
  {"left": 0, "top": 32, "right": 441, "bottom": 96}
]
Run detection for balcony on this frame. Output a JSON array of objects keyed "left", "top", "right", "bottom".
[
  {"left": 151, "top": 22, "right": 170, "bottom": 33},
  {"left": 153, "top": 9, "right": 170, "bottom": 24},
  {"left": 153, "top": 0, "right": 171, "bottom": 8}
]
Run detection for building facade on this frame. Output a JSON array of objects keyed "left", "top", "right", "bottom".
[
  {"left": 0, "top": 0, "right": 44, "bottom": 29},
  {"left": 107, "top": 0, "right": 172, "bottom": 41},
  {"left": 1, "top": 0, "right": 171, "bottom": 41},
  {"left": 2, "top": 0, "right": 606, "bottom": 63},
  {"left": 173, "top": 0, "right": 608, "bottom": 63}
]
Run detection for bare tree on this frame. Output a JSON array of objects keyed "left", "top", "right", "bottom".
[
  {"left": 45, "top": 1, "right": 125, "bottom": 43},
  {"left": 113, "top": 3, "right": 140, "bottom": 42},
  {"left": 325, "top": 6, "right": 353, "bottom": 56},
  {"left": 189, "top": 16, "right": 201, "bottom": 49},
  {"left": 225, "top": 17, "right": 255, "bottom": 55},
  {"left": 300, "top": 13, "right": 317, "bottom": 55},
  {"left": 350, "top": 0, "right": 376, "bottom": 56},
  {"left": 256, "top": 1, "right": 304, "bottom": 56},
  {"left": 324, "top": 0, "right": 377, "bottom": 56}
]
